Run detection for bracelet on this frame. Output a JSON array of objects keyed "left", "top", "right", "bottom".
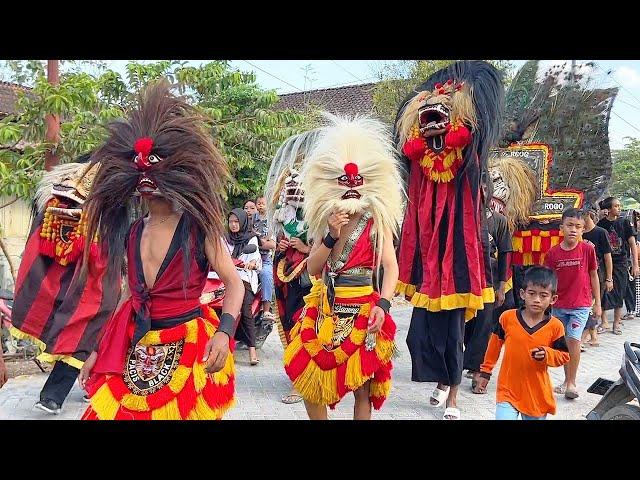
[
  {"left": 218, "top": 312, "right": 236, "bottom": 338},
  {"left": 322, "top": 233, "right": 338, "bottom": 249},
  {"left": 376, "top": 297, "right": 391, "bottom": 314},
  {"left": 605, "top": 279, "right": 613, "bottom": 282}
]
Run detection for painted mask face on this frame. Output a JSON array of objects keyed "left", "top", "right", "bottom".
[
  {"left": 338, "top": 162, "right": 364, "bottom": 200},
  {"left": 133, "top": 137, "right": 162, "bottom": 197}
]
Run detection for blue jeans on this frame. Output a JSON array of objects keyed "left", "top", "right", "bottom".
[
  {"left": 260, "top": 255, "right": 274, "bottom": 303},
  {"left": 552, "top": 307, "right": 590, "bottom": 341},
  {"left": 495, "top": 402, "right": 546, "bottom": 420}
]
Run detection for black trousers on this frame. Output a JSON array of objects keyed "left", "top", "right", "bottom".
[
  {"left": 462, "top": 289, "right": 515, "bottom": 372},
  {"left": 234, "top": 281, "right": 256, "bottom": 347},
  {"left": 463, "top": 302, "right": 495, "bottom": 373},
  {"left": 40, "top": 361, "right": 80, "bottom": 406},
  {"left": 406, "top": 308, "right": 465, "bottom": 387},
  {"left": 603, "top": 262, "right": 628, "bottom": 311}
]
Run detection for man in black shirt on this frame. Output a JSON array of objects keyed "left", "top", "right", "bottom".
[
  {"left": 597, "top": 197, "right": 639, "bottom": 335},
  {"left": 464, "top": 188, "right": 513, "bottom": 393},
  {"left": 581, "top": 208, "right": 613, "bottom": 345}
]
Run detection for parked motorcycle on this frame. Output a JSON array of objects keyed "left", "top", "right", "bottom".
[
  {"left": 199, "top": 244, "right": 273, "bottom": 349},
  {"left": 586, "top": 341, "right": 640, "bottom": 420}
]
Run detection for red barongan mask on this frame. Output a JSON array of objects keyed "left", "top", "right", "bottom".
[{"left": 133, "top": 137, "right": 161, "bottom": 196}]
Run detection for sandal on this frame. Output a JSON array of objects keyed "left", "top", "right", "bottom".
[
  {"left": 565, "top": 388, "right": 579, "bottom": 400},
  {"left": 281, "top": 393, "right": 303, "bottom": 404},
  {"left": 430, "top": 387, "right": 449, "bottom": 407},
  {"left": 443, "top": 407, "right": 460, "bottom": 420},
  {"left": 554, "top": 384, "right": 567, "bottom": 395},
  {"left": 580, "top": 343, "right": 587, "bottom": 352},
  {"left": 250, "top": 357, "right": 260, "bottom": 365},
  {"left": 588, "top": 341, "right": 600, "bottom": 347},
  {"left": 596, "top": 325, "right": 608, "bottom": 334},
  {"left": 613, "top": 326, "right": 623, "bottom": 335}
]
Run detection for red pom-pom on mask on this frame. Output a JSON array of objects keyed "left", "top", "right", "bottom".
[
  {"left": 134, "top": 137, "right": 154, "bottom": 156},
  {"left": 344, "top": 162, "right": 359, "bottom": 177},
  {"left": 402, "top": 137, "right": 427, "bottom": 162},
  {"left": 444, "top": 123, "right": 472, "bottom": 149}
]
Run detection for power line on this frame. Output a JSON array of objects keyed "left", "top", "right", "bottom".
[
  {"left": 593, "top": 61, "right": 640, "bottom": 108},
  {"left": 611, "top": 110, "right": 640, "bottom": 134},
  {"left": 241, "top": 60, "right": 303, "bottom": 92},
  {"left": 330, "top": 60, "right": 364, "bottom": 83}
]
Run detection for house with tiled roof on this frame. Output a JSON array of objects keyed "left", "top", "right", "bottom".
[
  {"left": 276, "top": 82, "right": 380, "bottom": 119},
  {"left": 0, "top": 81, "right": 30, "bottom": 117}
]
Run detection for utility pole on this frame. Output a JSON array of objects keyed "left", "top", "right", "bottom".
[
  {"left": 44, "top": 60, "right": 60, "bottom": 171},
  {"left": 569, "top": 59, "right": 577, "bottom": 86}
]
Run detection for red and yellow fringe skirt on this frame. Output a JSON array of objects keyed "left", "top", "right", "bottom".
[
  {"left": 82, "top": 309, "right": 235, "bottom": 420},
  {"left": 284, "top": 281, "right": 396, "bottom": 410}
]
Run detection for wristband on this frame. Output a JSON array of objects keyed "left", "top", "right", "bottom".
[
  {"left": 376, "top": 297, "right": 391, "bottom": 314},
  {"left": 218, "top": 312, "right": 236, "bottom": 338},
  {"left": 605, "top": 279, "right": 613, "bottom": 282},
  {"left": 322, "top": 233, "right": 338, "bottom": 249}
]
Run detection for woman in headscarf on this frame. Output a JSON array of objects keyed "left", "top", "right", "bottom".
[{"left": 223, "top": 208, "right": 262, "bottom": 364}]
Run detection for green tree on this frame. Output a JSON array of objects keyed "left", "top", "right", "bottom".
[
  {"left": 372, "top": 60, "right": 515, "bottom": 124},
  {"left": 610, "top": 138, "right": 640, "bottom": 204},
  {"left": 0, "top": 60, "right": 309, "bottom": 279},
  {"left": 0, "top": 60, "right": 308, "bottom": 207}
]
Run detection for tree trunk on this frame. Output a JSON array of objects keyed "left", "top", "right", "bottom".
[{"left": 0, "top": 236, "right": 16, "bottom": 284}]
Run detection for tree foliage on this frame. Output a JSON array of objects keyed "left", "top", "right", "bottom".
[
  {"left": 610, "top": 138, "right": 640, "bottom": 204},
  {"left": 0, "top": 60, "right": 308, "bottom": 208},
  {"left": 372, "top": 60, "right": 515, "bottom": 124}
]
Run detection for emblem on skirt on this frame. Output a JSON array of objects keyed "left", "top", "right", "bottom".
[
  {"left": 316, "top": 303, "right": 359, "bottom": 351},
  {"left": 124, "top": 340, "right": 184, "bottom": 395}
]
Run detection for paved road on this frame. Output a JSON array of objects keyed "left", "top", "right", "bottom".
[{"left": 1, "top": 306, "right": 638, "bottom": 420}]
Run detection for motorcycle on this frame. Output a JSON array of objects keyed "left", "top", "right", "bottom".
[
  {"left": 586, "top": 341, "right": 640, "bottom": 420},
  {"left": 199, "top": 244, "right": 273, "bottom": 349}
]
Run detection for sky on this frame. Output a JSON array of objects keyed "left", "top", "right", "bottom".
[{"left": 63, "top": 59, "right": 640, "bottom": 151}]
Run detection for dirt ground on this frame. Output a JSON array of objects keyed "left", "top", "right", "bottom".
[{"left": 3, "top": 356, "right": 49, "bottom": 378}]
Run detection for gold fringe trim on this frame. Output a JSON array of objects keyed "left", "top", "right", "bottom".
[
  {"left": 276, "top": 258, "right": 308, "bottom": 283},
  {"left": 91, "top": 383, "right": 121, "bottom": 420},
  {"left": 151, "top": 398, "right": 181, "bottom": 420},
  {"left": 9, "top": 327, "right": 84, "bottom": 369}
]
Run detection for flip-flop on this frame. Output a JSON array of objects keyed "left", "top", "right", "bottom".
[
  {"left": 250, "top": 358, "right": 260, "bottom": 365},
  {"left": 565, "top": 389, "right": 579, "bottom": 400},
  {"left": 613, "top": 327, "right": 623, "bottom": 335},
  {"left": 430, "top": 387, "right": 449, "bottom": 407},
  {"left": 554, "top": 384, "right": 567, "bottom": 395},
  {"left": 596, "top": 326, "right": 608, "bottom": 334},
  {"left": 281, "top": 393, "right": 303, "bottom": 404},
  {"left": 443, "top": 407, "right": 460, "bottom": 420}
]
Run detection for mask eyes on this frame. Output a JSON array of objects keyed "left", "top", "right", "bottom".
[
  {"left": 148, "top": 154, "right": 160, "bottom": 164},
  {"left": 354, "top": 175, "right": 362, "bottom": 181},
  {"left": 338, "top": 175, "right": 348, "bottom": 182}
]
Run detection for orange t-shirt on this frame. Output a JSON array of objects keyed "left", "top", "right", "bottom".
[{"left": 480, "top": 308, "right": 570, "bottom": 417}]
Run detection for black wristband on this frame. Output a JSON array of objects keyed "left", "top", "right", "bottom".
[
  {"left": 322, "top": 233, "right": 338, "bottom": 249},
  {"left": 478, "top": 372, "right": 491, "bottom": 380},
  {"left": 376, "top": 297, "right": 391, "bottom": 314},
  {"left": 218, "top": 312, "right": 236, "bottom": 338}
]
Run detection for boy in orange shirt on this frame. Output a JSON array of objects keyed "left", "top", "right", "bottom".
[{"left": 476, "top": 266, "right": 570, "bottom": 420}]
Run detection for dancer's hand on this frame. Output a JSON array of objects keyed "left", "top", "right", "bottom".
[
  {"left": 78, "top": 351, "right": 97, "bottom": 390},
  {"left": 368, "top": 305, "right": 385, "bottom": 333},
  {"left": 592, "top": 303, "right": 602, "bottom": 320},
  {"left": 633, "top": 265, "right": 640, "bottom": 278},
  {"left": 328, "top": 210, "right": 349, "bottom": 239},
  {"left": 203, "top": 332, "right": 229, "bottom": 374},
  {"left": 495, "top": 284, "right": 505, "bottom": 307}
]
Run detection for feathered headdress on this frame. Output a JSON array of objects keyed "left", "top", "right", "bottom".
[
  {"left": 265, "top": 128, "right": 324, "bottom": 239},
  {"left": 82, "top": 79, "right": 231, "bottom": 278},
  {"left": 301, "top": 113, "right": 405, "bottom": 260}
]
